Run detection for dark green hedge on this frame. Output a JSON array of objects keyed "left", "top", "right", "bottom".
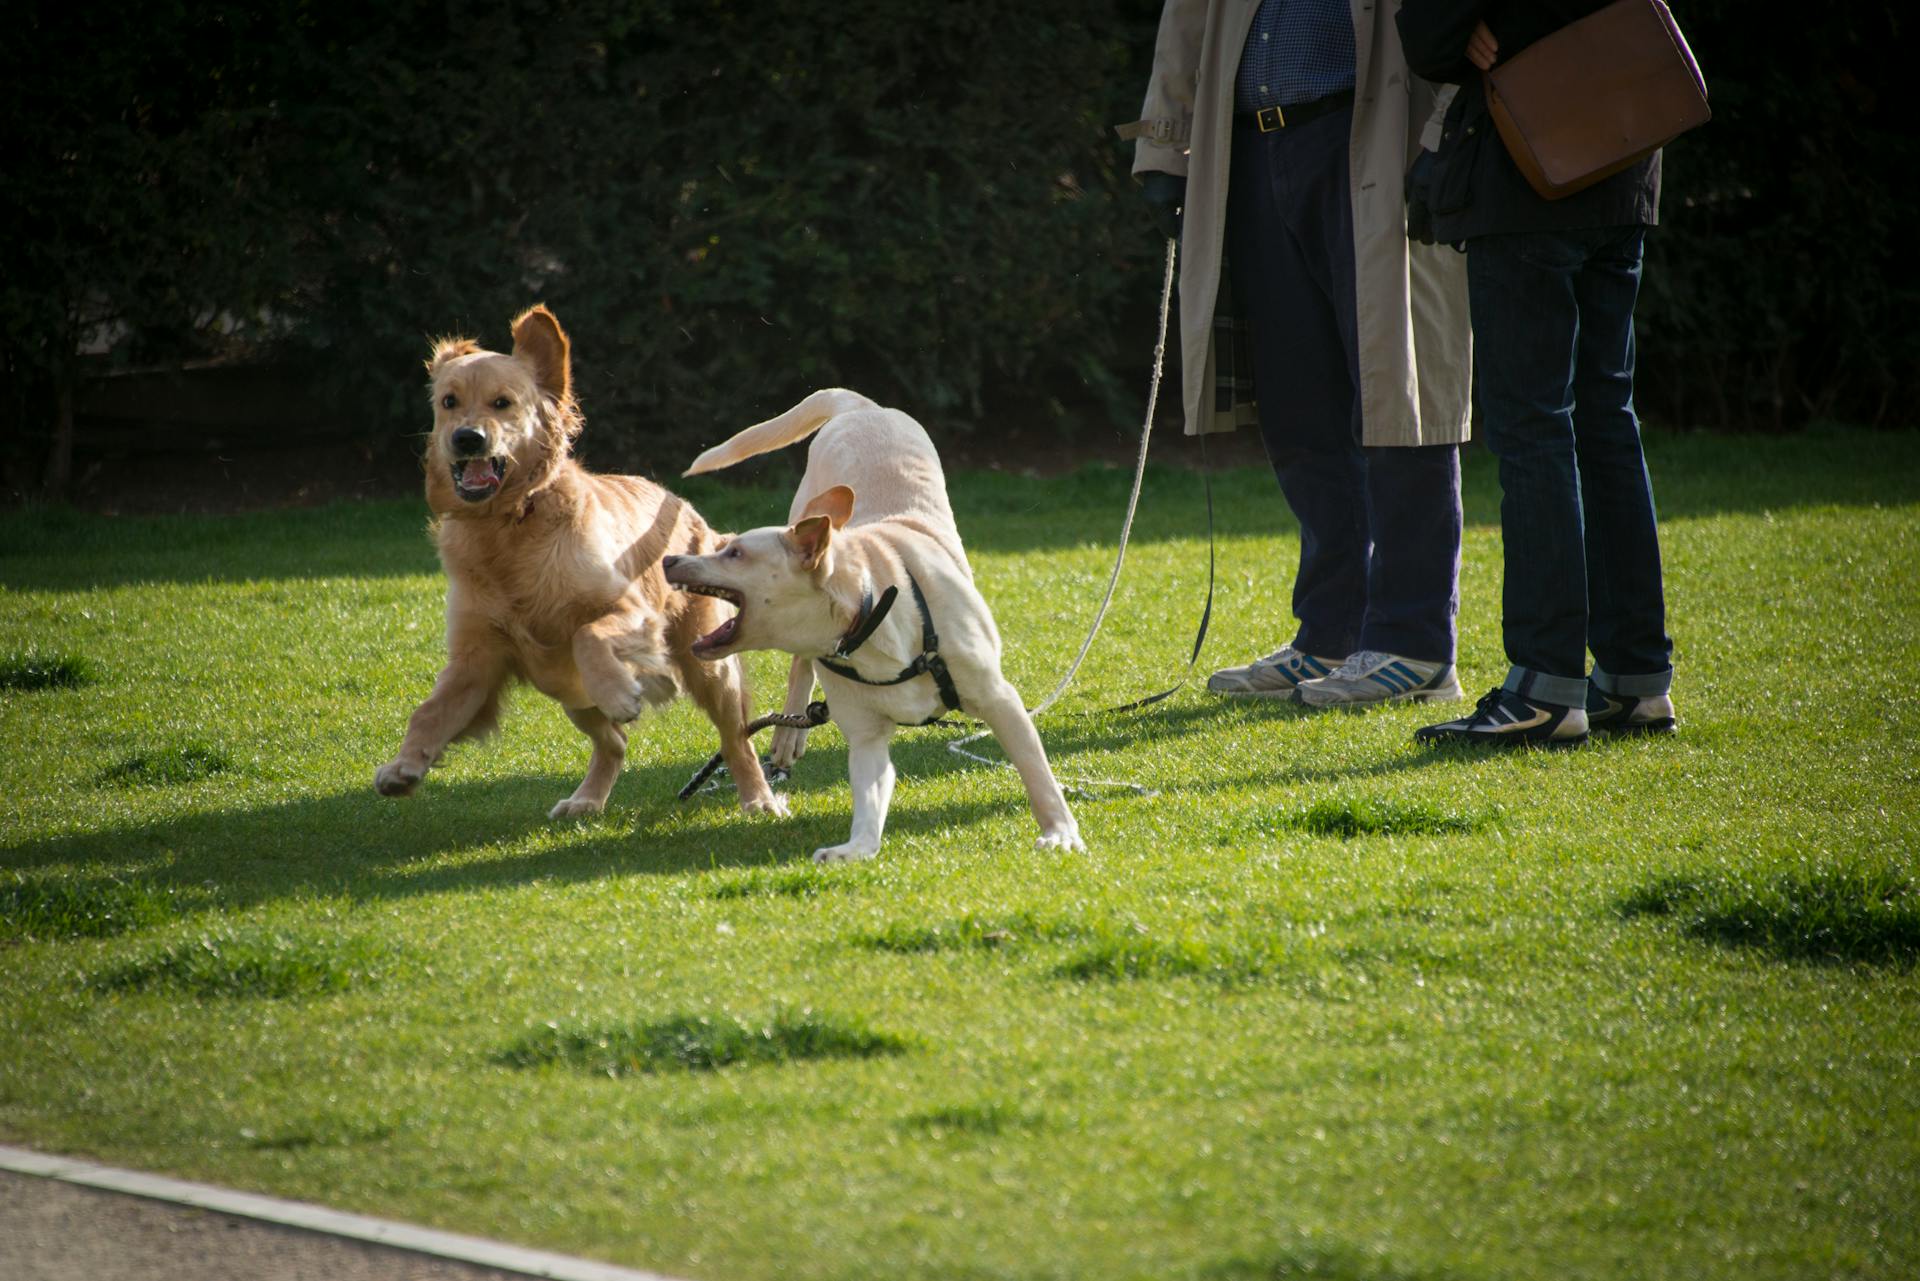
[
  {"left": 1, "top": 0, "right": 1910, "bottom": 493},
  {"left": 1639, "top": 0, "right": 1916, "bottom": 431},
  {"left": 1, "top": 0, "right": 1165, "bottom": 484}
]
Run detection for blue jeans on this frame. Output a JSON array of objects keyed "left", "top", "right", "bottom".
[
  {"left": 1467, "top": 227, "right": 1673, "bottom": 708},
  {"left": 1227, "top": 109, "right": 1463, "bottom": 665}
]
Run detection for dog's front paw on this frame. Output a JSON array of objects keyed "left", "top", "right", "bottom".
[
  {"left": 1035, "top": 825, "right": 1085, "bottom": 852},
  {"left": 812, "top": 841, "right": 879, "bottom": 864},
  {"left": 549, "top": 795, "right": 606, "bottom": 820},
  {"left": 591, "top": 679, "right": 647, "bottom": 724},
  {"left": 741, "top": 792, "right": 791, "bottom": 818},
  {"left": 634, "top": 669, "right": 679, "bottom": 707},
  {"left": 625, "top": 653, "right": 680, "bottom": 710},
  {"left": 767, "top": 725, "right": 810, "bottom": 769},
  {"left": 374, "top": 759, "right": 423, "bottom": 797},
  {"left": 585, "top": 658, "right": 678, "bottom": 724}
]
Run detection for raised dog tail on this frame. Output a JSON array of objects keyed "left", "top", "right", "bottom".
[{"left": 683, "top": 388, "right": 883, "bottom": 477}]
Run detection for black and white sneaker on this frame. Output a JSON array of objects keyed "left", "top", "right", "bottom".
[
  {"left": 1414, "top": 686, "right": 1588, "bottom": 748},
  {"left": 1587, "top": 689, "right": 1676, "bottom": 735}
]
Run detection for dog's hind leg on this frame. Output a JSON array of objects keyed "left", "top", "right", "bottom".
[
  {"left": 452, "top": 680, "right": 506, "bottom": 744},
  {"left": 682, "top": 653, "right": 788, "bottom": 816},
  {"left": 376, "top": 646, "right": 511, "bottom": 798},
  {"left": 551, "top": 706, "right": 628, "bottom": 819},
  {"left": 766, "top": 655, "right": 817, "bottom": 769}
]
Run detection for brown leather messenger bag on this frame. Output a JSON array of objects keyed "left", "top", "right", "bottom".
[{"left": 1484, "top": 0, "right": 1711, "bottom": 200}]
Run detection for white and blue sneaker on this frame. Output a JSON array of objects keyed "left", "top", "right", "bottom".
[
  {"left": 1296, "top": 650, "right": 1463, "bottom": 708},
  {"left": 1414, "top": 686, "right": 1588, "bottom": 748},
  {"left": 1207, "top": 644, "right": 1342, "bottom": 699}
]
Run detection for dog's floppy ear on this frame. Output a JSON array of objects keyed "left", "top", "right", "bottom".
[
  {"left": 798, "top": 485, "right": 856, "bottom": 529},
  {"left": 788, "top": 514, "right": 834, "bottom": 571},
  {"left": 426, "top": 336, "right": 480, "bottom": 375},
  {"left": 510, "top": 304, "right": 571, "bottom": 403}
]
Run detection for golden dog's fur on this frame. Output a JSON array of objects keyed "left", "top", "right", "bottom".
[{"left": 374, "top": 305, "right": 782, "bottom": 818}]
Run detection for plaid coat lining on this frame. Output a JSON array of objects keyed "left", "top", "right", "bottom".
[{"left": 1211, "top": 263, "right": 1259, "bottom": 424}]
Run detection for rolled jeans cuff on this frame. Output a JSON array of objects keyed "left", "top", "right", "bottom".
[
  {"left": 1502, "top": 666, "right": 1589, "bottom": 709},
  {"left": 1591, "top": 664, "right": 1673, "bottom": 698}
]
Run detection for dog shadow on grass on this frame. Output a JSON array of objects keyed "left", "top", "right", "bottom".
[
  {"left": 4, "top": 697, "right": 1481, "bottom": 919},
  {"left": 0, "top": 741, "right": 1067, "bottom": 917}
]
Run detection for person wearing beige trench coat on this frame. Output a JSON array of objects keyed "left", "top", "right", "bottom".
[{"left": 1123, "top": 0, "right": 1475, "bottom": 707}]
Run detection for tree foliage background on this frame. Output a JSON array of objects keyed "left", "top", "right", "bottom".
[{"left": 1, "top": 0, "right": 1910, "bottom": 492}]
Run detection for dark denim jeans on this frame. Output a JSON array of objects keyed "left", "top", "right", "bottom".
[
  {"left": 1227, "top": 108, "right": 1463, "bottom": 665},
  {"left": 1467, "top": 227, "right": 1674, "bottom": 708}
]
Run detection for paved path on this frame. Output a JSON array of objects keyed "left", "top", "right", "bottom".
[
  {"left": 0, "top": 1148, "right": 685, "bottom": 1281},
  {"left": 1, "top": 1171, "right": 542, "bottom": 1281}
]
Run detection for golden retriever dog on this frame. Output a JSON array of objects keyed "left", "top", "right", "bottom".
[{"left": 374, "top": 304, "right": 783, "bottom": 818}]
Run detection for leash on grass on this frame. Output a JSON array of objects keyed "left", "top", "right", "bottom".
[
  {"left": 681, "top": 237, "right": 1211, "bottom": 802},
  {"left": 676, "top": 701, "right": 829, "bottom": 801}
]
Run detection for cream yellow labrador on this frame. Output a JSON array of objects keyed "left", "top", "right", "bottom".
[{"left": 662, "top": 390, "right": 1081, "bottom": 862}]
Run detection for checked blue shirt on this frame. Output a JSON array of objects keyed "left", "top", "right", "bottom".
[{"left": 1234, "top": 0, "right": 1356, "bottom": 113}]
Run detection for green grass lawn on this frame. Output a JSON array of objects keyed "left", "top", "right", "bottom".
[{"left": 2, "top": 427, "right": 1916, "bottom": 1281}]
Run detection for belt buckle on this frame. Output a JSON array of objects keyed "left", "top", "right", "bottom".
[{"left": 1256, "top": 104, "right": 1286, "bottom": 132}]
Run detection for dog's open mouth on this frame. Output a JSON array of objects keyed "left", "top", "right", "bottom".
[
  {"left": 451, "top": 456, "right": 508, "bottom": 502},
  {"left": 679, "top": 583, "right": 744, "bottom": 657}
]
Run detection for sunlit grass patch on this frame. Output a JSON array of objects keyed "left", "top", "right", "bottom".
[
  {"left": 1054, "top": 922, "right": 1461, "bottom": 988},
  {"left": 0, "top": 648, "right": 96, "bottom": 692},
  {"left": 96, "top": 744, "right": 240, "bottom": 787},
  {"left": 900, "top": 1100, "right": 1042, "bottom": 1137},
  {"left": 495, "top": 1008, "right": 910, "bottom": 1075},
  {"left": 1054, "top": 930, "right": 1268, "bottom": 984},
  {"left": 94, "top": 927, "right": 396, "bottom": 998},
  {"left": 708, "top": 863, "right": 856, "bottom": 900},
  {"left": 1266, "top": 795, "right": 1497, "bottom": 839},
  {"left": 1619, "top": 867, "right": 1920, "bottom": 966},
  {"left": 1201, "top": 1241, "right": 1448, "bottom": 1281},
  {"left": 238, "top": 1118, "right": 397, "bottom": 1151},
  {"left": 856, "top": 911, "right": 1080, "bottom": 954},
  {"left": 0, "top": 872, "right": 178, "bottom": 941}
]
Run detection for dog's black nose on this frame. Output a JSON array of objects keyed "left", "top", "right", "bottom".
[{"left": 451, "top": 426, "right": 486, "bottom": 456}]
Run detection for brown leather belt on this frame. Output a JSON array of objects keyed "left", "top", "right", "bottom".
[{"left": 1238, "top": 89, "right": 1355, "bottom": 132}]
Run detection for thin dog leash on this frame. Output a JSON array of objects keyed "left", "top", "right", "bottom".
[{"left": 945, "top": 236, "right": 1218, "bottom": 797}]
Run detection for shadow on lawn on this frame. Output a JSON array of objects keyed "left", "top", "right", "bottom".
[
  {"left": 0, "top": 742, "right": 1058, "bottom": 916},
  {"left": 997, "top": 695, "right": 1455, "bottom": 773},
  {"left": 0, "top": 500, "right": 443, "bottom": 592}
]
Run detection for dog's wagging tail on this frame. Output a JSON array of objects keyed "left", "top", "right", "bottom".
[{"left": 683, "top": 388, "right": 882, "bottom": 477}]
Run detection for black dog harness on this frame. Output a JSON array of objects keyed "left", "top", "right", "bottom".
[{"left": 816, "top": 572, "right": 962, "bottom": 724}]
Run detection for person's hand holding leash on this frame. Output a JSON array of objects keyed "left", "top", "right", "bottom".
[{"left": 1139, "top": 170, "right": 1187, "bottom": 241}]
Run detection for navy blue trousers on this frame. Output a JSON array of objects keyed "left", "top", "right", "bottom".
[
  {"left": 1225, "top": 108, "right": 1462, "bottom": 665},
  {"left": 1467, "top": 227, "right": 1673, "bottom": 708}
]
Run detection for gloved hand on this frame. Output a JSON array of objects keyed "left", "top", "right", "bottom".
[
  {"left": 1139, "top": 171, "right": 1187, "bottom": 242},
  {"left": 1405, "top": 149, "right": 1438, "bottom": 245}
]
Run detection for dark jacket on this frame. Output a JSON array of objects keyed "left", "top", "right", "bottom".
[{"left": 1397, "top": 0, "right": 1660, "bottom": 242}]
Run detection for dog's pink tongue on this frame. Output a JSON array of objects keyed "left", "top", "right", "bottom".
[{"left": 460, "top": 459, "right": 497, "bottom": 488}]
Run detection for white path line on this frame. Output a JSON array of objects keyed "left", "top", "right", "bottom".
[{"left": 0, "top": 1144, "right": 692, "bottom": 1281}]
